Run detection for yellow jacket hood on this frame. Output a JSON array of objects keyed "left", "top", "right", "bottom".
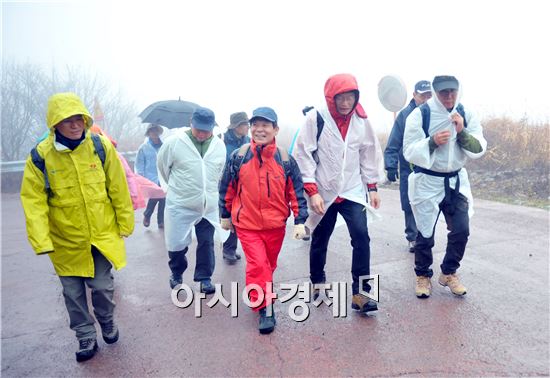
[{"left": 46, "top": 92, "right": 93, "bottom": 130}]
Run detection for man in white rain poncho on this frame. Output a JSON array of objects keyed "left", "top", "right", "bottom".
[
  {"left": 293, "top": 73, "right": 383, "bottom": 314},
  {"left": 403, "top": 75, "right": 486, "bottom": 299},
  {"left": 157, "top": 107, "right": 226, "bottom": 293}
]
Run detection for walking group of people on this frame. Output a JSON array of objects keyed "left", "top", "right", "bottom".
[{"left": 20, "top": 73, "right": 486, "bottom": 362}]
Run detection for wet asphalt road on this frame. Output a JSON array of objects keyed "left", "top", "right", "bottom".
[{"left": 2, "top": 188, "right": 549, "bottom": 377}]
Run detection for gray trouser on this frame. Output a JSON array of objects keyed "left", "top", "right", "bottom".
[{"left": 59, "top": 246, "right": 115, "bottom": 340}]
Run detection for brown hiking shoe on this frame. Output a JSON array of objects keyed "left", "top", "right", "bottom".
[
  {"left": 415, "top": 276, "right": 432, "bottom": 298},
  {"left": 351, "top": 294, "right": 378, "bottom": 313},
  {"left": 438, "top": 273, "right": 467, "bottom": 296}
]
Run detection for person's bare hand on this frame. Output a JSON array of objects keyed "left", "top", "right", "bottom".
[
  {"left": 433, "top": 130, "right": 452, "bottom": 145},
  {"left": 451, "top": 112, "right": 464, "bottom": 133},
  {"left": 369, "top": 191, "right": 381, "bottom": 209},
  {"left": 310, "top": 193, "right": 325, "bottom": 215}
]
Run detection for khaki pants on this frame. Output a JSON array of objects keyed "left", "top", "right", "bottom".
[{"left": 59, "top": 246, "right": 115, "bottom": 340}]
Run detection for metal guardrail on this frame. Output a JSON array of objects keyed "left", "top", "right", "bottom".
[{"left": 0, "top": 151, "right": 138, "bottom": 174}]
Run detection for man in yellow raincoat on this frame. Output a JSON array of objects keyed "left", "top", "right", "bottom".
[{"left": 20, "top": 93, "right": 134, "bottom": 362}]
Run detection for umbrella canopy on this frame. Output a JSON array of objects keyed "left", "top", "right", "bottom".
[
  {"left": 378, "top": 75, "right": 407, "bottom": 112},
  {"left": 138, "top": 99, "right": 200, "bottom": 129}
]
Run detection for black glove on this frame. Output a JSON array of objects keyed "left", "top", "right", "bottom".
[{"left": 386, "top": 168, "right": 398, "bottom": 182}]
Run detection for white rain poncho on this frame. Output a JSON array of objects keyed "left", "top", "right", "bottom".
[
  {"left": 293, "top": 108, "right": 383, "bottom": 230},
  {"left": 157, "top": 129, "right": 226, "bottom": 251},
  {"left": 403, "top": 88, "right": 487, "bottom": 238}
]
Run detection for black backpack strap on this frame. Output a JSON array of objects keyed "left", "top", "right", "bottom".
[
  {"left": 456, "top": 103, "right": 468, "bottom": 128},
  {"left": 311, "top": 111, "right": 325, "bottom": 164},
  {"left": 30, "top": 147, "right": 53, "bottom": 198},
  {"left": 91, "top": 133, "right": 106, "bottom": 166},
  {"left": 315, "top": 111, "right": 324, "bottom": 142},
  {"left": 420, "top": 103, "right": 431, "bottom": 137},
  {"left": 231, "top": 143, "right": 251, "bottom": 181}
]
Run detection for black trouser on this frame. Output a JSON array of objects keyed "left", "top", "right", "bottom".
[
  {"left": 400, "top": 168, "right": 418, "bottom": 242},
  {"left": 414, "top": 193, "right": 470, "bottom": 277},
  {"left": 144, "top": 198, "right": 165, "bottom": 225},
  {"left": 168, "top": 218, "right": 215, "bottom": 282},
  {"left": 310, "top": 200, "right": 371, "bottom": 295},
  {"left": 222, "top": 231, "right": 238, "bottom": 255}
]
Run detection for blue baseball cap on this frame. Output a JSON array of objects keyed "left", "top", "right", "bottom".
[
  {"left": 191, "top": 106, "right": 216, "bottom": 131},
  {"left": 250, "top": 107, "right": 278, "bottom": 124},
  {"left": 414, "top": 80, "right": 432, "bottom": 94}
]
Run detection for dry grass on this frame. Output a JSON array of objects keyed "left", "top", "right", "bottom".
[{"left": 379, "top": 117, "right": 550, "bottom": 209}]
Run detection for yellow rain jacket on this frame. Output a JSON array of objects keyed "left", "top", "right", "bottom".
[{"left": 20, "top": 93, "right": 134, "bottom": 277}]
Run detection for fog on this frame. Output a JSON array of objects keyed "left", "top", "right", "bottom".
[{"left": 3, "top": 0, "right": 549, "bottom": 136}]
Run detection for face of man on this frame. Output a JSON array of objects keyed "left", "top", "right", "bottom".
[
  {"left": 234, "top": 123, "right": 249, "bottom": 137},
  {"left": 413, "top": 91, "right": 432, "bottom": 106},
  {"left": 251, "top": 118, "right": 278, "bottom": 145},
  {"left": 334, "top": 91, "right": 357, "bottom": 116},
  {"left": 148, "top": 128, "right": 162, "bottom": 143},
  {"left": 55, "top": 115, "right": 86, "bottom": 140},
  {"left": 436, "top": 89, "right": 458, "bottom": 110},
  {"left": 191, "top": 127, "right": 213, "bottom": 142}
]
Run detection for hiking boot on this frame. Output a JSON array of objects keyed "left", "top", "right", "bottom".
[
  {"left": 311, "top": 282, "right": 325, "bottom": 301},
  {"left": 200, "top": 279, "right": 216, "bottom": 295},
  {"left": 415, "top": 276, "right": 432, "bottom": 298},
  {"left": 258, "top": 307, "right": 276, "bottom": 334},
  {"left": 408, "top": 240, "right": 416, "bottom": 253},
  {"left": 438, "top": 273, "right": 467, "bottom": 296},
  {"left": 75, "top": 338, "right": 98, "bottom": 362},
  {"left": 169, "top": 274, "right": 183, "bottom": 289},
  {"left": 351, "top": 294, "right": 378, "bottom": 313},
  {"left": 100, "top": 321, "right": 119, "bottom": 344},
  {"left": 143, "top": 216, "right": 151, "bottom": 228},
  {"left": 223, "top": 250, "right": 238, "bottom": 265}
]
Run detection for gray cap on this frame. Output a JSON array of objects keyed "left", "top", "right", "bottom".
[
  {"left": 228, "top": 112, "right": 249, "bottom": 129},
  {"left": 191, "top": 106, "right": 216, "bottom": 131},
  {"left": 432, "top": 75, "right": 459, "bottom": 92}
]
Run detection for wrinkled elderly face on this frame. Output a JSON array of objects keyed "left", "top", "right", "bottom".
[
  {"left": 436, "top": 89, "right": 458, "bottom": 110},
  {"left": 234, "top": 123, "right": 249, "bottom": 137},
  {"left": 334, "top": 91, "right": 356, "bottom": 115},
  {"left": 56, "top": 115, "right": 86, "bottom": 140},
  {"left": 251, "top": 118, "right": 278, "bottom": 145},
  {"left": 413, "top": 91, "right": 432, "bottom": 106},
  {"left": 191, "top": 127, "right": 213, "bottom": 142}
]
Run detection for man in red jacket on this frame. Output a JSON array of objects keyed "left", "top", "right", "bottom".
[{"left": 219, "top": 107, "right": 308, "bottom": 334}]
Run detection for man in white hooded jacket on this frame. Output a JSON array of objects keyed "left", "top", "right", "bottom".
[
  {"left": 293, "top": 73, "right": 383, "bottom": 313},
  {"left": 403, "top": 75, "right": 487, "bottom": 299},
  {"left": 157, "top": 107, "right": 226, "bottom": 293}
]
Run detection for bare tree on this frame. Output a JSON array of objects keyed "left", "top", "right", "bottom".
[
  {"left": 1, "top": 61, "right": 144, "bottom": 161},
  {"left": 1, "top": 61, "right": 49, "bottom": 161}
]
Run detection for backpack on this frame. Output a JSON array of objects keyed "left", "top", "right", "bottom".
[
  {"left": 419, "top": 103, "right": 468, "bottom": 137},
  {"left": 302, "top": 106, "right": 324, "bottom": 164},
  {"left": 232, "top": 143, "right": 292, "bottom": 183},
  {"left": 31, "top": 133, "right": 106, "bottom": 198}
]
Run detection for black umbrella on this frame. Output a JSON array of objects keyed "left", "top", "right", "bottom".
[{"left": 138, "top": 99, "right": 200, "bottom": 129}]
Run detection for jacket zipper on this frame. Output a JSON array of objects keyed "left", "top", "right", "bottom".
[
  {"left": 236, "top": 186, "right": 243, "bottom": 222},
  {"left": 267, "top": 172, "right": 271, "bottom": 197}
]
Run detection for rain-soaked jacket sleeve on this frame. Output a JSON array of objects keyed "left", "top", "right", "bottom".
[
  {"left": 457, "top": 111, "right": 486, "bottom": 159},
  {"left": 286, "top": 156, "right": 309, "bottom": 225},
  {"left": 103, "top": 138, "right": 134, "bottom": 236},
  {"left": 156, "top": 140, "right": 173, "bottom": 186},
  {"left": 219, "top": 151, "right": 237, "bottom": 219},
  {"left": 20, "top": 157, "right": 54, "bottom": 254},
  {"left": 359, "top": 119, "right": 383, "bottom": 186}
]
